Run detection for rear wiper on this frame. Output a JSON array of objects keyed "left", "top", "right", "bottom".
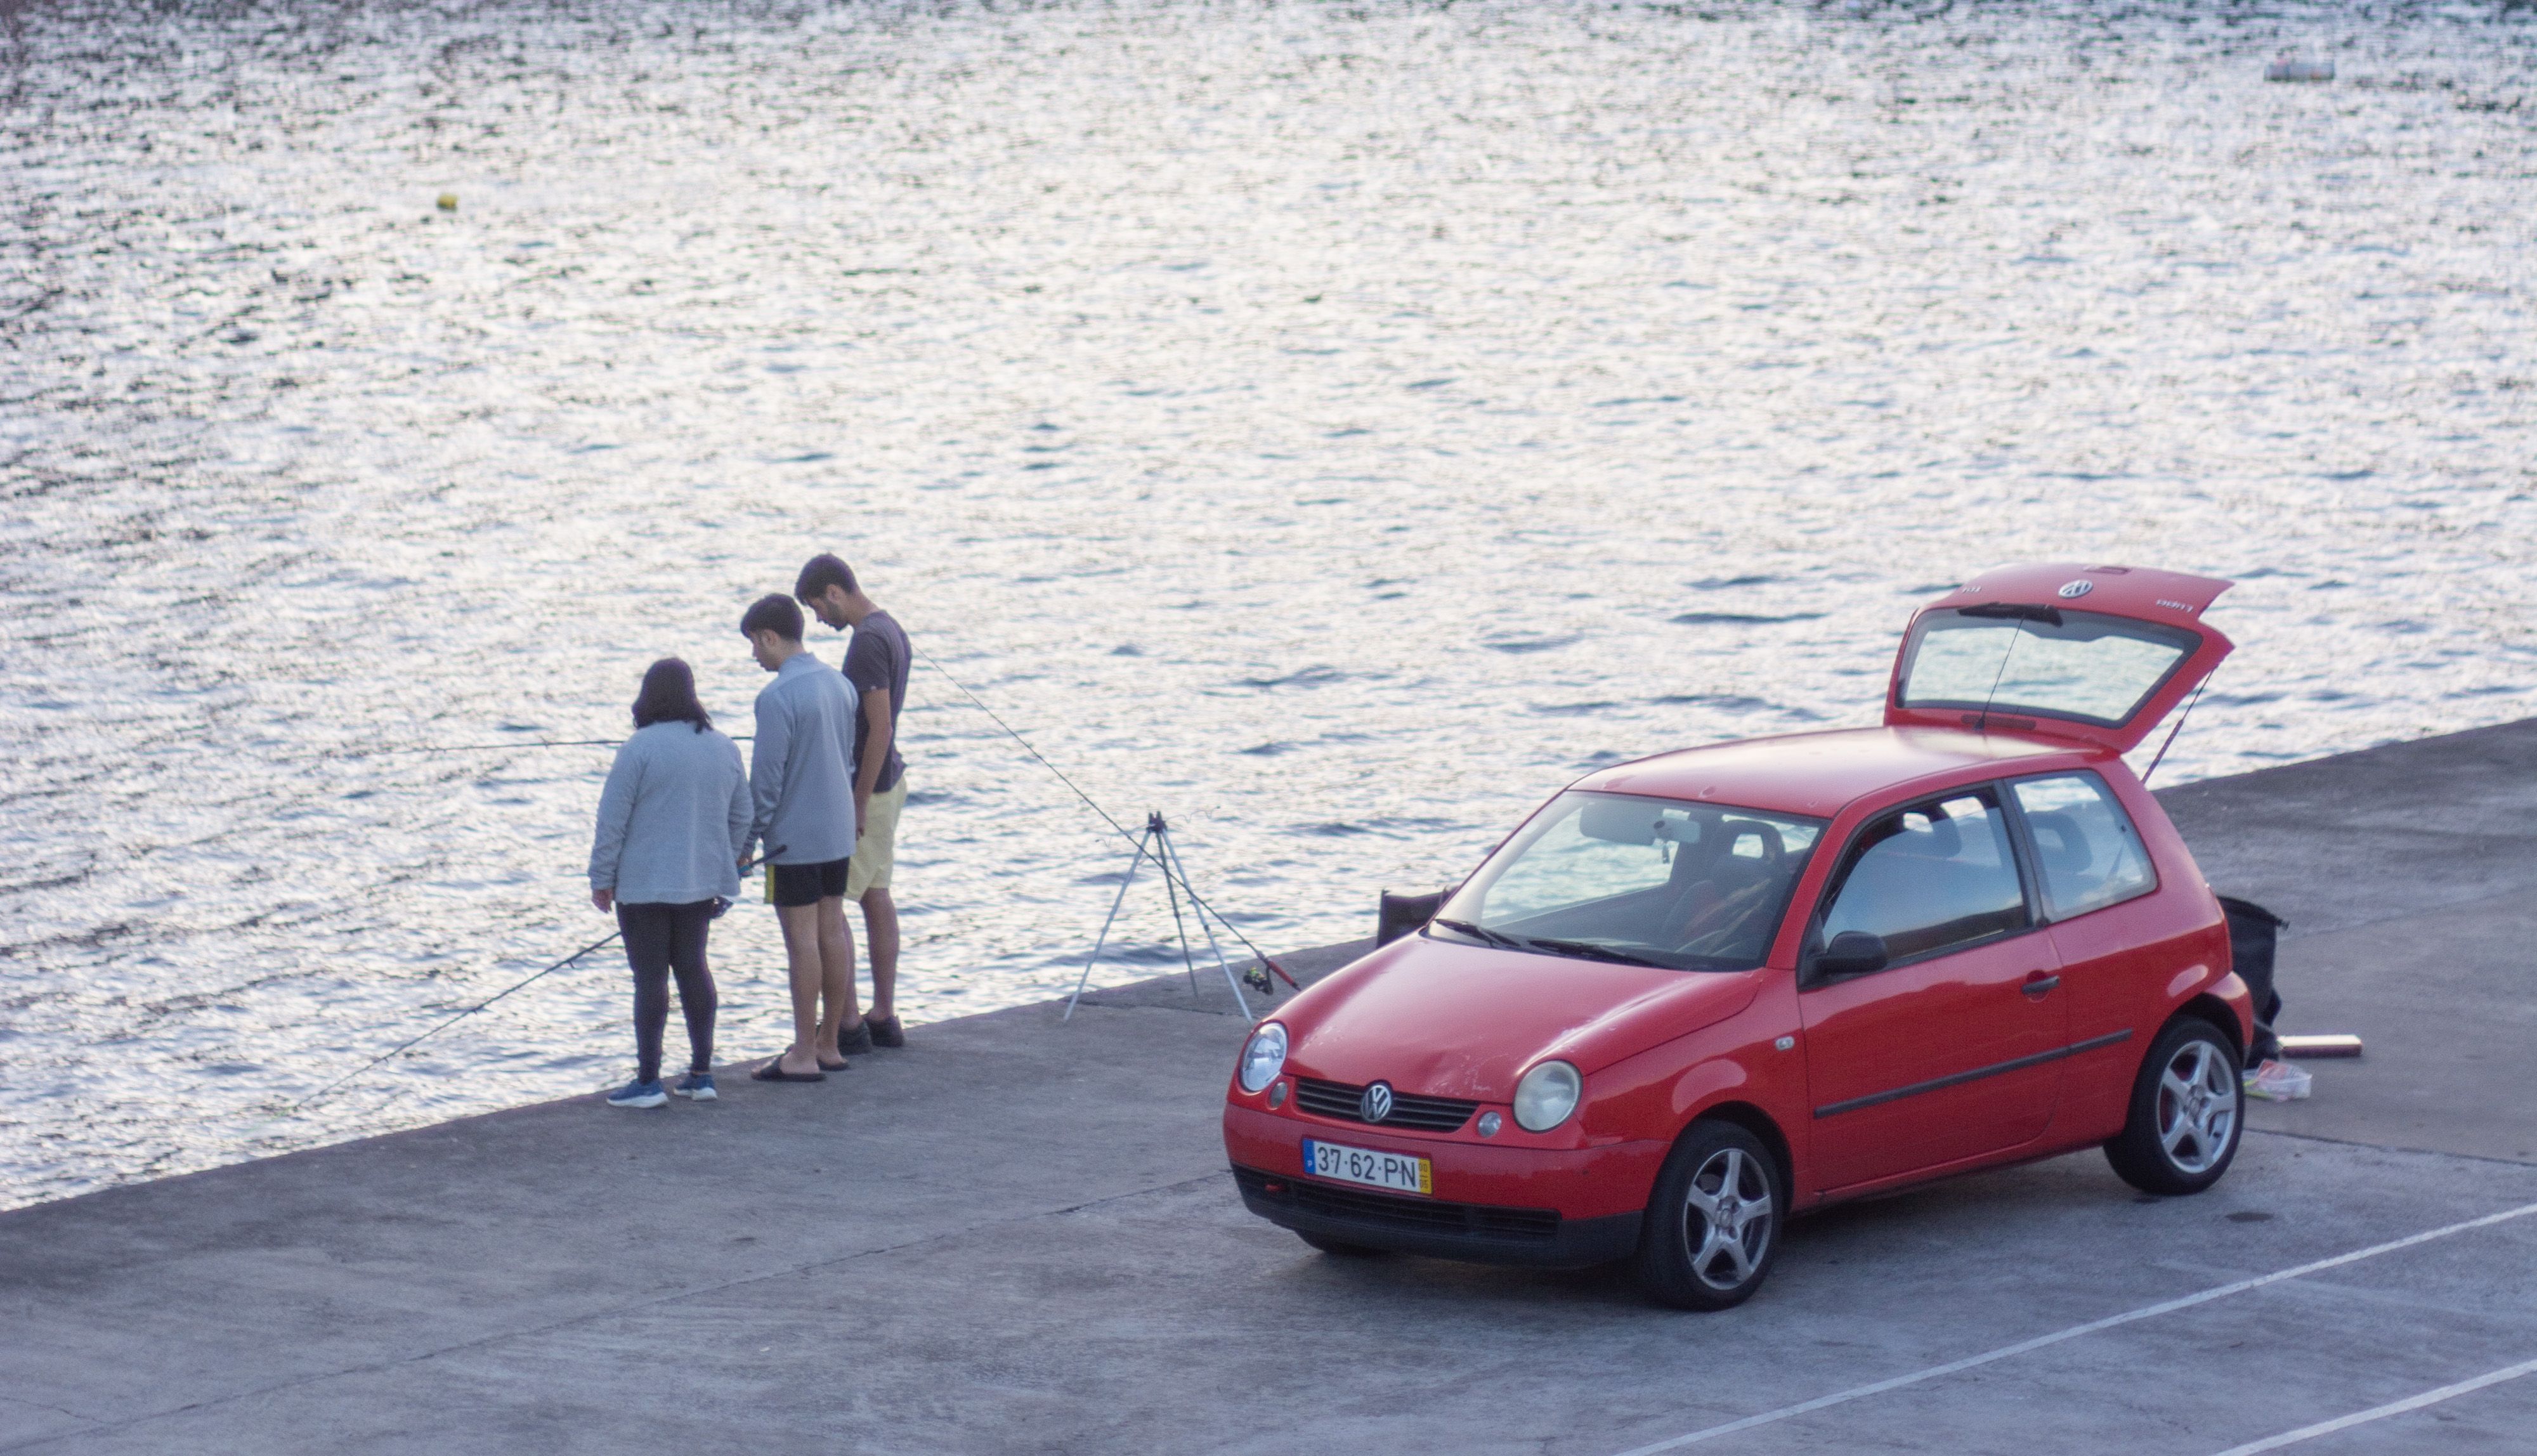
[
  {"left": 1431, "top": 918, "right": 1525, "bottom": 951},
  {"left": 1522, "top": 937, "right": 1670, "bottom": 968}
]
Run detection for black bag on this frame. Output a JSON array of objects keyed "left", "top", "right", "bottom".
[
  {"left": 1377, "top": 888, "right": 1449, "bottom": 947},
  {"left": 2217, "top": 895, "right": 2288, "bottom": 1062}
]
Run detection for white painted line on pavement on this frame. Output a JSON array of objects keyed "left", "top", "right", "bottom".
[
  {"left": 2208, "top": 1355, "right": 2537, "bottom": 1454},
  {"left": 1610, "top": 1199, "right": 2537, "bottom": 1456}
]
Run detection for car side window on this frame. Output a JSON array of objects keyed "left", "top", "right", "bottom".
[
  {"left": 1819, "top": 790, "right": 2030, "bottom": 965},
  {"left": 2009, "top": 772, "right": 2156, "bottom": 920}
]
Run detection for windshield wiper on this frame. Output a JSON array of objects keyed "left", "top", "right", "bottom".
[
  {"left": 1521, "top": 936, "right": 1671, "bottom": 968},
  {"left": 1434, "top": 920, "right": 1671, "bottom": 968},
  {"left": 1431, "top": 918, "right": 1525, "bottom": 951}
]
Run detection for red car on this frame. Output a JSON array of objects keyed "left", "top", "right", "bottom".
[{"left": 1225, "top": 564, "right": 2256, "bottom": 1310}]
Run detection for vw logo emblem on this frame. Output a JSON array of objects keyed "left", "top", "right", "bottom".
[
  {"left": 2057, "top": 579, "right": 2095, "bottom": 599},
  {"left": 1361, "top": 1082, "right": 1395, "bottom": 1123}
]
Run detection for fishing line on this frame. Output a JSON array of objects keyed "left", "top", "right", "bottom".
[
  {"left": 909, "top": 642, "right": 1137, "bottom": 842},
  {"left": 284, "top": 844, "right": 786, "bottom": 1115},
  {"left": 350, "top": 738, "right": 633, "bottom": 755},
  {"left": 335, "top": 735, "right": 752, "bottom": 758},
  {"left": 908, "top": 641, "right": 1298, "bottom": 989}
]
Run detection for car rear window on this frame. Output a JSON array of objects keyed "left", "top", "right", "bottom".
[
  {"left": 1900, "top": 606, "right": 2201, "bottom": 728},
  {"left": 2010, "top": 772, "right": 2157, "bottom": 919}
]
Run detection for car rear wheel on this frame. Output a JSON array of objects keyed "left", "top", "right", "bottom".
[
  {"left": 2105, "top": 1016, "right": 2244, "bottom": 1196},
  {"left": 1296, "top": 1231, "right": 1383, "bottom": 1257},
  {"left": 1635, "top": 1120, "right": 1782, "bottom": 1311}
]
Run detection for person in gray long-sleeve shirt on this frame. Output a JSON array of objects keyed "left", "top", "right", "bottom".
[
  {"left": 587, "top": 658, "right": 752, "bottom": 1108},
  {"left": 739, "top": 594, "right": 862, "bottom": 1081}
]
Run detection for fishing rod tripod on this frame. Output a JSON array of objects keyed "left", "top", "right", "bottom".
[{"left": 1063, "top": 812, "right": 1260, "bottom": 1022}]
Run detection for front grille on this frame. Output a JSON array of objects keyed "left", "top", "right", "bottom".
[
  {"left": 1293, "top": 1077, "right": 1478, "bottom": 1133},
  {"left": 1234, "top": 1166, "right": 1559, "bottom": 1242}
]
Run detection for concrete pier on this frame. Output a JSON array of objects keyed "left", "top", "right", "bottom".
[{"left": 4, "top": 722, "right": 2534, "bottom": 1453}]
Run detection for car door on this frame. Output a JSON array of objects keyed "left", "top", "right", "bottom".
[
  {"left": 2005, "top": 769, "right": 2175, "bottom": 1129},
  {"left": 1797, "top": 786, "right": 2068, "bottom": 1194}
]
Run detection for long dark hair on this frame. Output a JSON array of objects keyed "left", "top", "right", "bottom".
[{"left": 631, "top": 658, "right": 712, "bottom": 733}]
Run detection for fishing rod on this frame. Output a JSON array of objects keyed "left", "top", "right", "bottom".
[
  {"left": 278, "top": 629, "right": 1299, "bottom": 1086},
  {"left": 287, "top": 843, "right": 786, "bottom": 1114},
  {"left": 908, "top": 642, "right": 1299, "bottom": 992}
]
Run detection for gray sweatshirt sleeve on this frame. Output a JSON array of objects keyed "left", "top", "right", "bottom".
[
  {"left": 589, "top": 739, "right": 644, "bottom": 891},
  {"left": 748, "top": 686, "right": 789, "bottom": 858},
  {"left": 724, "top": 736, "right": 753, "bottom": 864}
]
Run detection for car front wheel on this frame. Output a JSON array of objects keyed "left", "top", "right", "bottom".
[
  {"left": 1636, "top": 1120, "right": 1783, "bottom": 1311},
  {"left": 2105, "top": 1016, "right": 2244, "bottom": 1196}
]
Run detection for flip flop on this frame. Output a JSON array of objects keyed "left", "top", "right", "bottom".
[
  {"left": 750, "top": 1058, "right": 826, "bottom": 1083},
  {"left": 817, "top": 1057, "right": 851, "bottom": 1072}
]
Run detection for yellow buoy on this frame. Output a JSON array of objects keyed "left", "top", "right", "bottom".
[{"left": 436, "top": 193, "right": 459, "bottom": 211}]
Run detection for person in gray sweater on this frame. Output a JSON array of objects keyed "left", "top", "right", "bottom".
[
  {"left": 587, "top": 658, "right": 752, "bottom": 1108},
  {"left": 738, "top": 594, "right": 863, "bottom": 1082}
]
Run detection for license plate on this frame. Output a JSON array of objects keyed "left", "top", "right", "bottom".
[{"left": 1301, "top": 1138, "right": 1433, "bottom": 1197}]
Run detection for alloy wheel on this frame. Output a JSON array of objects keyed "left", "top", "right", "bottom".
[
  {"left": 1681, "top": 1145, "right": 1775, "bottom": 1291},
  {"left": 2156, "top": 1039, "right": 2238, "bottom": 1174}
]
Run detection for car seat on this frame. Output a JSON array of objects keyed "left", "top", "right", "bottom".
[
  {"left": 1666, "top": 821, "right": 1785, "bottom": 950},
  {"left": 2023, "top": 809, "right": 2096, "bottom": 880}
]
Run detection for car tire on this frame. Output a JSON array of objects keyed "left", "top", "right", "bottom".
[
  {"left": 2104, "top": 1015, "right": 2245, "bottom": 1197},
  {"left": 1296, "top": 1231, "right": 1383, "bottom": 1257},
  {"left": 1635, "top": 1120, "right": 1783, "bottom": 1311}
]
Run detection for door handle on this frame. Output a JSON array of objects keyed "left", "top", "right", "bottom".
[{"left": 2021, "top": 973, "right": 2061, "bottom": 999}]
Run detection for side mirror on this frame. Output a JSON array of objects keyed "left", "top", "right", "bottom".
[{"left": 1813, "top": 930, "right": 1889, "bottom": 979}]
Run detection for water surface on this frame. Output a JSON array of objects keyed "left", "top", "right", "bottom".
[{"left": 3, "top": 0, "right": 2532, "bottom": 1207}]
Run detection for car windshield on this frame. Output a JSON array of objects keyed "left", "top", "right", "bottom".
[
  {"left": 1433, "top": 792, "right": 1823, "bottom": 972},
  {"left": 1900, "top": 606, "right": 2203, "bottom": 728}
]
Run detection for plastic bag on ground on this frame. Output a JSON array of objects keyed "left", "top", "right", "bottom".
[{"left": 2245, "top": 1059, "right": 2312, "bottom": 1101}]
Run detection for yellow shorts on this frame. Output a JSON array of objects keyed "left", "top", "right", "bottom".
[{"left": 846, "top": 778, "right": 906, "bottom": 899}]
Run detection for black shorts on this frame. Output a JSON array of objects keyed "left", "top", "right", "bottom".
[{"left": 770, "top": 856, "right": 851, "bottom": 907}]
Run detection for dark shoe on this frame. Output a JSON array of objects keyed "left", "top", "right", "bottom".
[
  {"left": 750, "top": 1058, "right": 826, "bottom": 1083},
  {"left": 607, "top": 1078, "right": 667, "bottom": 1109},
  {"left": 837, "top": 1020, "right": 875, "bottom": 1056},
  {"left": 868, "top": 1015, "right": 905, "bottom": 1049},
  {"left": 672, "top": 1071, "right": 717, "bottom": 1102}
]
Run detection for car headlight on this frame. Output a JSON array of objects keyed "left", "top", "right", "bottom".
[
  {"left": 1513, "top": 1060, "right": 1582, "bottom": 1132},
  {"left": 1237, "top": 1022, "right": 1288, "bottom": 1094}
]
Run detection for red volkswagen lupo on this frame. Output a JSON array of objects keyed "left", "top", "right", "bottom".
[{"left": 1225, "top": 564, "right": 2255, "bottom": 1310}]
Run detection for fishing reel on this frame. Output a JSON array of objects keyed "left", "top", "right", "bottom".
[{"left": 1241, "top": 957, "right": 1297, "bottom": 996}]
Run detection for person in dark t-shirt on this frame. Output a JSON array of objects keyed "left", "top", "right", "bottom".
[{"left": 795, "top": 553, "right": 913, "bottom": 1050}]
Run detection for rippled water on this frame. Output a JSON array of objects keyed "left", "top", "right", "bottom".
[{"left": 3, "top": 0, "right": 2532, "bottom": 1208}]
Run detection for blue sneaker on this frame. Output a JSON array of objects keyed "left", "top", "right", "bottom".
[
  {"left": 607, "top": 1078, "right": 667, "bottom": 1109},
  {"left": 672, "top": 1071, "right": 717, "bottom": 1102}
]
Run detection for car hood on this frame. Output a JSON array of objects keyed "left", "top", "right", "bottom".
[{"left": 1280, "top": 934, "right": 1761, "bottom": 1102}]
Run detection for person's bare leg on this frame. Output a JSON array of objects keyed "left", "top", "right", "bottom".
[
  {"left": 813, "top": 894, "right": 860, "bottom": 1063},
  {"left": 861, "top": 887, "right": 899, "bottom": 1022},
  {"left": 773, "top": 903, "right": 826, "bottom": 1076}
]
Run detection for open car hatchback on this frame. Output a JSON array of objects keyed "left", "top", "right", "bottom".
[{"left": 1223, "top": 563, "right": 2257, "bottom": 1310}]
